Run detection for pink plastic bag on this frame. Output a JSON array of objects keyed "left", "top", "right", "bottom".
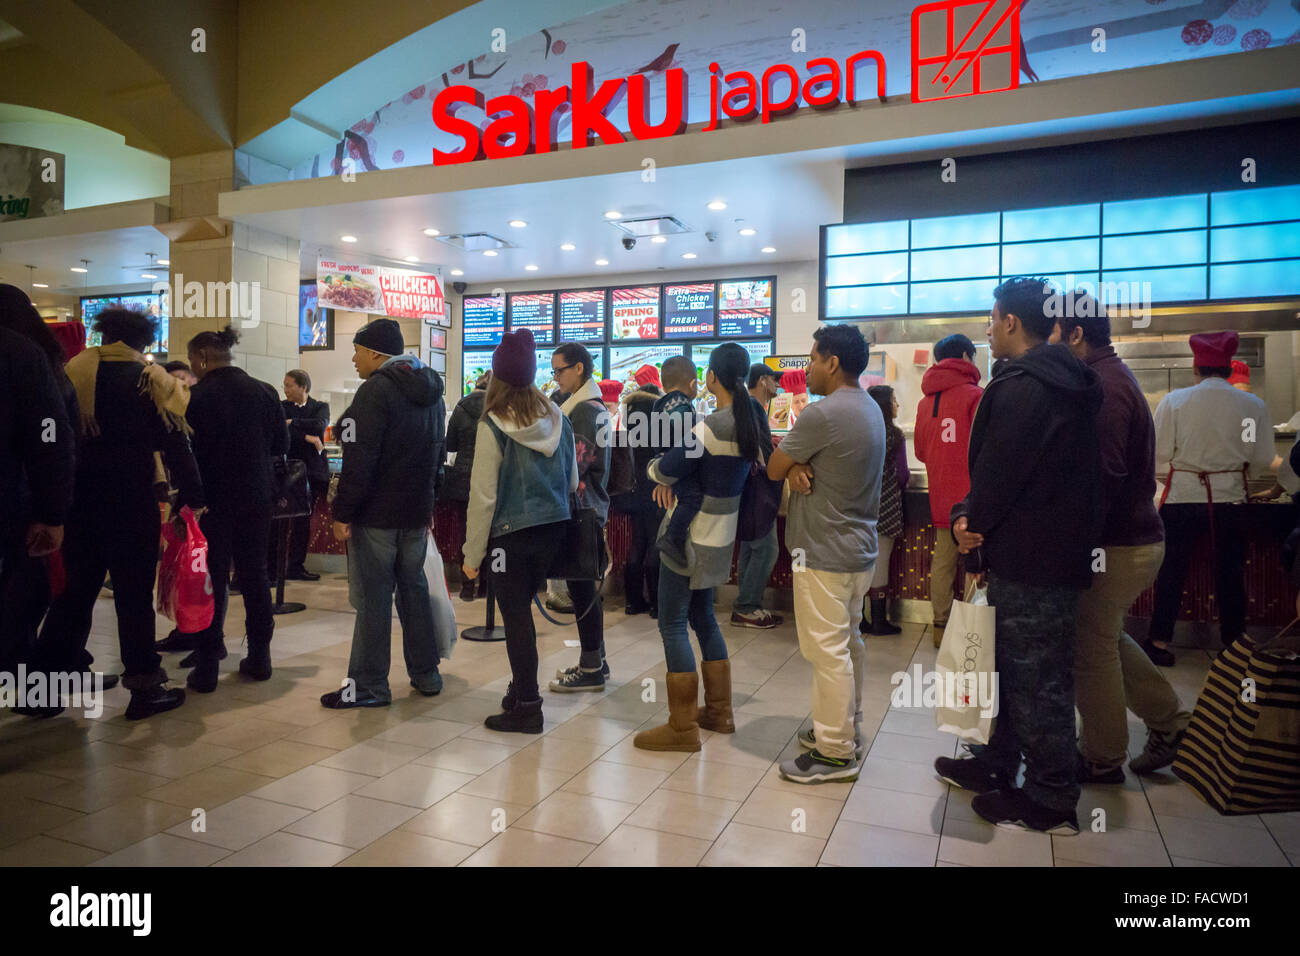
[{"left": 156, "top": 506, "right": 214, "bottom": 633}]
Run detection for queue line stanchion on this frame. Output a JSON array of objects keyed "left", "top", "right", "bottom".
[
  {"left": 270, "top": 517, "right": 306, "bottom": 615},
  {"left": 461, "top": 575, "right": 504, "bottom": 642}
]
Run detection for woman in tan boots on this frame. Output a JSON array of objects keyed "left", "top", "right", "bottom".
[{"left": 634, "top": 344, "right": 765, "bottom": 752}]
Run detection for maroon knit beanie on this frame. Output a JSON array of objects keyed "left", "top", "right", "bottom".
[{"left": 492, "top": 328, "right": 536, "bottom": 387}]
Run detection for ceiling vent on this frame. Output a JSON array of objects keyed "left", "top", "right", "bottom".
[
  {"left": 608, "top": 216, "right": 692, "bottom": 238},
  {"left": 435, "top": 232, "right": 512, "bottom": 251}
]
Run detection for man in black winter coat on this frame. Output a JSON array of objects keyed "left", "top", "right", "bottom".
[
  {"left": 936, "top": 276, "right": 1103, "bottom": 836},
  {"left": 323, "top": 319, "right": 446, "bottom": 708},
  {"left": 280, "top": 368, "right": 331, "bottom": 580}
]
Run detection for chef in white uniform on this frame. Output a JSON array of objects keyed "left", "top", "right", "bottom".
[{"left": 1144, "top": 331, "right": 1274, "bottom": 666}]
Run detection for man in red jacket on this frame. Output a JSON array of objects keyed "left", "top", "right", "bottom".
[{"left": 914, "top": 334, "right": 983, "bottom": 647}]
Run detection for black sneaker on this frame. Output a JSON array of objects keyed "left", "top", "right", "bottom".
[
  {"left": 549, "top": 666, "right": 606, "bottom": 693},
  {"left": 320, "top": 687, "right": 390, "bottom": 709},
  {"left": 971, "top": 787, "right": 1079, "bottom": 835},
  {"left": 1077, "top": 752, "right": 1125, "bottom": 785},
  {"left": 1130, "top": 727, "right": 1185, "bottom": 775},
  {"left": 934, "top": 754, "right": 1005, "bottom": 793},
  {"left": 124, "top": 686, "right": 186, "bottom": 721},
  {"left": 484, "top": 698, "right": 543, "bottom": 734},
  {"left": 555, "top": 660, "right": 610, "bottom": 680},
  {"left": 779, "top": 749, "right": 859, "bottom": 784}
]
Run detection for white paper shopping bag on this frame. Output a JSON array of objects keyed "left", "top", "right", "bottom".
[
  {"left": 935, "top": 584, "right": 998, "bottom": 744},
  {"left": 424, "top": 535, "right": 458, "bottom": 660}
]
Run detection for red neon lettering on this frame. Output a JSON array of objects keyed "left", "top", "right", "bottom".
[
  {"left": 627, "top": 69, "right": 688, "bottom": 139},
  {"left": 533, "top": 85, "right": 570, "bottom": 153},
  {"left": 483, "top": 94, "right": 532, "bottom": 158},
  {"left": 760, "top": 64, "right": 800, "bottom": 123},
  {"left": 570, "top": 61, "right": 626, "bottom": 149},
  {"left": 803, "top": 57, "right": 841, "bottom": 109},
  {"left": 721, "top": 70, "right": 758, "bottom": 121},
  {"left": 845, "top": 49, "right": 887, "bottom": 104},
  {"left": 432, "top": 86, "right": 485, "bottom": 165}
]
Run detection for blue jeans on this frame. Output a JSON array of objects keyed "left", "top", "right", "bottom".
[
  {"left": 733, "top": 525, "right": 779, "bottom": 614},
  {"left": 346, "top": 525, "right": 441, "bottom": 701},
  {"left": 657, "top": 563, "right": 728, "bottom": 672}
]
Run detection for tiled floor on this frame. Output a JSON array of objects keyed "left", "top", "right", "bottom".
[{"left": 1, "top": 574, "right": 1295, "bottom": 867}]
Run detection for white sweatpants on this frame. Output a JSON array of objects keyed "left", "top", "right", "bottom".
[{"left": 792, "top": 567, "right": 872, "bottom": 760}]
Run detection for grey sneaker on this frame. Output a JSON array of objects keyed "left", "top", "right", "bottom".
[
  {"left": 797, "top": 727, "right": 865, "bottom": 760},
  {"left": 1129, "top": 727, "right": 1185, "bottom": 774},
  {"left": 779, "top": 749, "right": 860, "bottom": 784},
  {"left": 548, "top": 667, "right": 606, "bottom": 693},
  {"left": 555, "top": 660, "right": 610, "bottom": 680}
]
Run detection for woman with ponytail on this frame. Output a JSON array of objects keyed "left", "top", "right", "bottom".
[
  {"left": 184, "top": 325, "right": 289, "bottom": 693},
  {"left": 634, "top": 343, "right": 763, "bottom": 753}
]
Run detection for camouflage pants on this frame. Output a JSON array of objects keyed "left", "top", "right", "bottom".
[{"left": 981, "top": 572, "right": 1081, "bottom": 812}]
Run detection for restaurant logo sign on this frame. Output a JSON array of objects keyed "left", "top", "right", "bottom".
[
  {"left": 316, "top": 257, "right": 449, "bottom": 324},
  {"left": 0, "top": 143, "right": 65, "bottom": 222},
  {"left": 430, "top": 1, "right": 1022, "bottom": 166}
]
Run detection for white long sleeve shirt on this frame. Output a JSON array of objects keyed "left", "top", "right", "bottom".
[{"left": 1153, "top": 377, "right": 1274, "bottom": 505}]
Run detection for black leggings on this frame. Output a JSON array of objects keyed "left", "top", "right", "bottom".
[
  {"left": 489, "top": 521, "right": 567, "bottom": 701},
  {"left": 623, "top": 507, "right": 663, "bottom": 611}
]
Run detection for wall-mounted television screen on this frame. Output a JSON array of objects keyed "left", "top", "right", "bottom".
[
  {"left": 300, "top": 281, "right": 334, "bottom": 350},
  {"left": 717, "top": 278, "right": 772, "bottom": 337},
  {"left": 81, "top": 292, "right": 168, "bottom": 352},
  {"left": 663, "top": 283, "right": 716, "bottom": 338},
  {"left": 557, "top": 289, "right": 605, "bottom": 343},
  {"left": 462, "top": 294, "right": 505, "bottom": 348},
  {"left": 610, "top": 286, "right": 661, "bottom": 340},
  {"left": 508, "top": 291, "right": 555, "bottom": 344}
]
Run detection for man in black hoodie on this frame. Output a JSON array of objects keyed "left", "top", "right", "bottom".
[
  {"left": 323, "top": 319, "right": 446, "bottom": 708},
  {"left": 935, "top": 276, "right": 1103, "bottom": 836}
]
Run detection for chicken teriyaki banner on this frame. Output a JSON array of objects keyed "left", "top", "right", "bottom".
[{"left": 317, "top": 258, "right": 449, "bottom": 324}]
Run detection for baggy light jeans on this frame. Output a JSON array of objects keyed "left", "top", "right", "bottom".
[
  {"left": 792, "top": 567, "right": 871, "bottom": 760},
  {"left": 1074, "top": 541, "right": 1190, "bottom": 769}
]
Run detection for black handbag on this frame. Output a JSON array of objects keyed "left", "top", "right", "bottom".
[
  {"left": 545, "top": 507, "right": 607, "bottom": 581},
  {"left": 272, "top": 456, "right": 311, "bottom": 519}
]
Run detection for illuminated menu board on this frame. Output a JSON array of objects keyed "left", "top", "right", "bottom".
[
  {"left": 462, "top": 295, "right": 505, "bottom": 348},
  {"left": 462, "top": 350, "right": 495, "bottom": 396},
  {"left": 610, "top": 286, "right": 661, "bottom": 340},
  {"left": 508, "top": 291, "right": 555, "bottom": 344},
  {"left": 663, "top": 283, "right": 716, "bottom": 338},
  {"left": 557, "top": 289, "right": 605, "bottom": 343},
  {"left": 717, "top": 278, "right": 772, "bottom": 337}
]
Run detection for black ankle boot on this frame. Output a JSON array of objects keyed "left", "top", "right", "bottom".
[
  {"left": 186, "top": 657, "right": 220, "bottom": 693},
  {"left": 125, "top": 685, "right": 186, "bottom": 720},
  {"left": 460, "top": 579, "right": 476, "bottom": 602},
  {"left": 484, "top": 696, "right": 543, "bottom": 734},
  {"left": 239, "top": 643, "right": 273, "bottom": 681},
  {"left": 868, "top": 596, "right": 901, "bottom": 635}
]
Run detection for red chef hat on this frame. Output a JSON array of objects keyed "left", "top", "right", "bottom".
[
  {"left": 633, "top": 364, "right": 660, "bottom": 388},
  {"left": 1189, "top": 330, "right": 1238, "bottom": 368},
  {"left": 599, "top": 379, "right": 624, "bottom": 404},
  {"left": 1227, "top": 360, "right": 1250, "bottom": 386},
  {"left": 780, "top": 368, "right": 807, "bottom": 395}
]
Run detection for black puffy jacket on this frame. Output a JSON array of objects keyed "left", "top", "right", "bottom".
[
  {"left": 335, "top": 359, "right": 445, "bottom": 529},
  {"left": 443, "top": 388, "right": 485, "bottom": 503}
]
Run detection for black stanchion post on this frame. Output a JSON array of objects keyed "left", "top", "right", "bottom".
[
  {"left": 461, "top": 575, "right": 504, "bottom": 642},
  {"left": 271, "top": 518, "right": 306, "bottom": 615}
]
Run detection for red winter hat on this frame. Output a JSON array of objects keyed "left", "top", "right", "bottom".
[
  {"left": 599, "top": 379, "right": 624, "bottom": 404},
  {"left": 492, "top": 328, "right": 536, "bottom": 387},
  {"left": 1227, "top": 360, "right": 1250, "bottom": 386},
  {"left": 780, "top": 368, "right": 807, "bottom": 395},
  {"left": 633, "top": 364, "right": 660, "bottom": 388},
  {"left": 1189, "top": 330, "right": 1238, "bottom": 368}
]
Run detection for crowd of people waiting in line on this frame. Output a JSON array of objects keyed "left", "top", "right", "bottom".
[{"left": 2, "top": 274, "right": 1295, "bottom": 835}]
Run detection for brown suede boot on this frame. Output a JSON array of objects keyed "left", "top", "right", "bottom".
[
  {"left": 633, "top": 672, "right": 701, "bottom": 752},
  {"left": 697, "top": 659, "right": 735, "bottom": 733}
]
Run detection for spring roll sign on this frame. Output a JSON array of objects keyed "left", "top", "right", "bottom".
[{"left": 317, "top": 258, "right": 448, "bottom": 323}]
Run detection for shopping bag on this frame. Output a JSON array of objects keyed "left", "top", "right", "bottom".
[
  {"left": 424, "top": 534, "right": 458, "bottom": 660},
  {"left": 156, "top": 506, "right": 214, "bottom": 633},
  {"left": 1172, "top": 620, "right": 1300, "bottom": 814},
  {"left": 934, "top": 582, "right": 997, "bottom": 744}
]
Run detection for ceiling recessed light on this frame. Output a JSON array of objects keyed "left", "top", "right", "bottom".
[
  {"left": 157, "top": 259, "right": 169, "bottom": 266},
  {"left": 761, "top": 246, "right": 776, "bottom": 254},
  {"left": 738, "top": 227, "right": 756, "bottom": 236},
  {"left": 682, "top": 253, "right": 697, "bottom": 260},
  {"left": 603, "top": 210, "right": 621, "bottom": 220},
  {"left": 525, "top": 264, "right": 539, "bottom": 271},
  {"left": 508, "top": 219, "right": 528, "bottom": 228},
  {"left": 560, "top": 242, "right": 575, "bottom": 251},
  {"left": 423, "top": 228, "right": 440, "bottom": 236},
  {"left": 707, "top": 200, "right": 727, "bottom": 211},
  {"left": 404, "top": 255, "right": 419, "bottom": 262},
  {"left": 483, "top": 250, "right": 498, "bottom": 257},
  {"left": 650, "top": 236, "right": 667, "bottom": 244},
  {"left": 595, "top": 259, "right": 609, "bottom": 266},
  {"left": 340, "top": 235, "right": 357, "bottom": 243},
  {"left": 141, "top": 273, "right": 157, "bottom": 280},
  {"left": 450, "top": 269, "right": 464, "bottom": 276},
  {"left": 33, "top": 282, "right": 48, "bottom": 288},
  {"left": 70, "top": 266, "right": 87, "bottom": 273}
]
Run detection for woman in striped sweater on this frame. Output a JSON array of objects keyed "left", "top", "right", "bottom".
[{"left": 634, "top": 343, "right": 765, "bottom": 752}]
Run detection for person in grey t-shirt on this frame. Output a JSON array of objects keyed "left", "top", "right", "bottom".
[{"left": 768, "top": 324, "right": 884, "bottom": 784}]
